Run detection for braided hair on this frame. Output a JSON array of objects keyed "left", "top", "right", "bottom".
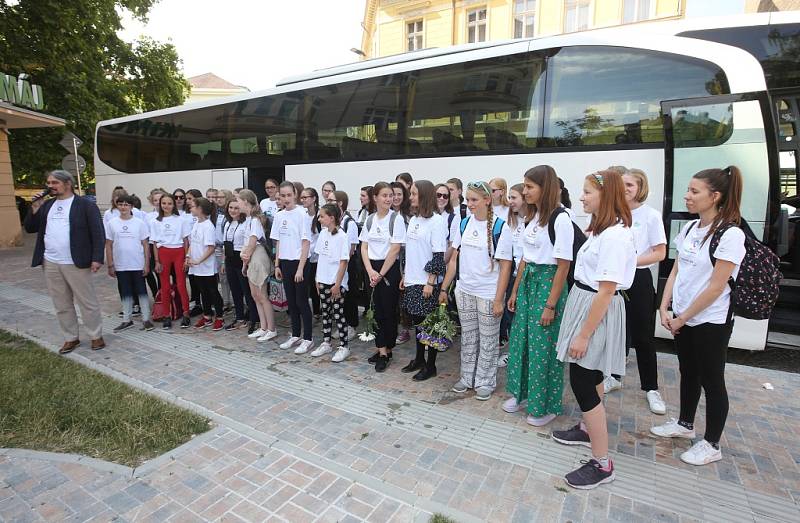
[{"left": 486, "top": 203, "right": 495, "bottom": 271}]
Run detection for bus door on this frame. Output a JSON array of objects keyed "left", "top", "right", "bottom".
[
  {"left": 775, "top": 93, "right": 800, "bottom": 275},
  {"left": 660, "top": 93, "right": 777, "bottom": 350}
]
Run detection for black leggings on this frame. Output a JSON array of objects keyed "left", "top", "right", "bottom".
[
  {"left": 308, "top": 261, "right": 321, "bottom": 315},
  {"left": 145, "top": 244, "right": 159, "bottom": 298},
  {"left": 194, "top": 274, "right": 223, "bottom": 317},
  {"left": 675, "top": 321, "right": 732, "bottom": 444},
  {"left": 614, "top": 268, "right": 659, "bottom": 390},
  {"left": 282, "top": 259, "right": 313, "bottom": 340},
  {"left": 343, "top": 256, "right": 360, "bottom": 328},
  {"left": 570, "top": 363, "right": 605, "bottom": 413},
  {"left": 225, "top": 255, "right": 248, "bottom": 321},
  {"left": 411, "top": 313, "right": 438, "bottom": 367},
  {"left": 370, "top": 259, "right": 401, "bottom": 349}
]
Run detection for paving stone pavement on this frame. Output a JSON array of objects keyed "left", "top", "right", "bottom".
[{"left": 0, "top": 237, "right": 798, "bottom": 522}]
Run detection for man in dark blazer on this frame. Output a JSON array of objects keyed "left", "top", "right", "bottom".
[{"left": 24, "top": 170, "right": 106, "bottom": 353}]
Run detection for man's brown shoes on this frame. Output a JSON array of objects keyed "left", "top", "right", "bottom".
[
  {"left": 59, "top": 339, "right": 80, "bottom": 354},
  {"left": 91, "top": 337, "right": 106, "bottom": 350}
]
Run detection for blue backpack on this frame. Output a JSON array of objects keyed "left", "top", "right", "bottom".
[{"left": 459, "top": 216, "right": 505, "bottom": 253}]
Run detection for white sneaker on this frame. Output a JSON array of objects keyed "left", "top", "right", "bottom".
[
  {"left": 294, "top": 339, "right": 313, "bottom": 354},
  {"left": 501, "top": 397, "right": 526, "bottom": 413},
  {"left": 257, "top": 330, "right": 278, "bottom": 342},
  {"left": 650, "top": 418, "right": 696, "bottom": 439},
  {"left": 248, "top": 328, "right": 266, "bottom": 339},
  {"left": 681, "top": 440, "right": 722, "bottom": 466},
  {"left": 332, "top": 346, "right": 350, "bottom": 362},
  {"left": 279, "top": 336, "right": 301, "bottom": 349},
  {"left": 346, "top": 326, "right": 357, "bottom": 342},
  {"left": 603, "top": 376, "right": 622, "bottom": 394},
  {"left": 646, "top": 390, "right": 666, "bottom": 415},
  {"left": 498, "top": 353, "right": 509, "bottom": 368},
  {"left": 310, "top": 342, "right": 332, "bottom": 357},
  {"left": 526, "top": 413, "right": 557, "bottom": 427}
]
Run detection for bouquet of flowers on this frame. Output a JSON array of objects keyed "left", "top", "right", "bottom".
[
  {"left": 416, "top": 303, "right": 457, "bottom": 352},
  {"left": 358, "top": 296, "right": 378, "bottom": 342}
]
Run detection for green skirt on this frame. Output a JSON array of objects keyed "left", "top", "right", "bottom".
[{"left": 506, "top": 263, "right": 568, "bottom": 417}]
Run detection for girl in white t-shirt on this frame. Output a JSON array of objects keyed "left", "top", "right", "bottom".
[
  {"left": 301, "top": 187, "right": 322, "bottom": 320},
  {"left": 187, "top": 197, "right": 224, "bottom": 331},
  {"left": 604, "top": 168, "right": 668, "bottom": 414},
  {"left": 499, "top": 183, "right": 531, "bottom": 352},
  {"left": 271, "top": 182, "right": 313, "bottom": 352},
  {"left": 651, "top": 166, "right": 746, "bottom": 467},
  {"left": 333, "top": 190, "right": 360, "bottom": 341},
  {"left": 489, "top": 177, "right": 510, "bottom": 223},
  {"left": 551, "top": 170, "right": 636, "bottom": 490},
  {"left": 391, "top": 181, "right": 413, "bottom": 345},
  {"left": 310, "top": 204, "right": 351, "bottom": 362},
  {"left": 438, "top": 181, "right": 514, "bottom": 401},
  {"left": 237, "top": 189, "right": 278, "bottom": 343},
  {"left": 152, "top": 193, "right": 192, "bottom": 329},
  {"left": 504, "top": 166, "right": 573, "bottom": 428},
  {"left": 359, "top": 182, "right": 407, "bottom": 372},
  {"left": 400, "top": 181, "right": 448, "bottom": 381}
]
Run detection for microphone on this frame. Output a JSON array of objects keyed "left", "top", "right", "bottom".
[{"left": 31, "top": 186, "right": 51, "bottom": 202}]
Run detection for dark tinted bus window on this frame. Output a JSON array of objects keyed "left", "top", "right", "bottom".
[
  {"left": 680, "top": 24, "right": 800, "bottom": 90},
  {"left": 542, "top": 46, "right": 729, "bottom": 146}
]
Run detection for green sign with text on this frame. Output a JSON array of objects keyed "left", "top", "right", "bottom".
[{"left": 0, "top": 72, "right": 44, "bottom": 111}]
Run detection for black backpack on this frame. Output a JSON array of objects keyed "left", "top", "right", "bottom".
[
  {"left": 547, "top": 207, "right": 586, "bottom": 289},
  {"left": 258, "top": 214, "right": 276, "bottom": 262}
]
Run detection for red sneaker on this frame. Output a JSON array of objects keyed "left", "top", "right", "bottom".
[
  {"left": 194, "top": 316, "right": 210, "bottom": 329},
  {"left": 212, "top": 318, "right": 224, "bottom": 331}
]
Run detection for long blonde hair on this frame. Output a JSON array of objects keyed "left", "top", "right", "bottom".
[{"left": 489, "top": 177, "right": 509, "bottom": 207}]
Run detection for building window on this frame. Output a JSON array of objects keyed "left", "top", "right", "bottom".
[
  {"left": 514, "top": 0, "right": 536, "bottom": 39},
  {"left": 467, "top": 8, "right": 487, "bottom": 43},
  {"left": 407, "top": 20, "right": 423, "bottom": 51},
  {"left": 623, "top": 0, "right": 653, "bottom": 23},
  {"left": 564, "top": 0, "right": 591, "bottom": 33}
]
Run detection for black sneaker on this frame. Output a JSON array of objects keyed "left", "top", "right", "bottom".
[
  {"left": 552, "top": 424, "right": 591, "bottom": 447},
  {"left": 113, "top": 321, "right": 134, "bottom": 333},
  {"left": 189, "top": 305, "right": 203, "bottom": 317},
  {"left": 117, "top": 311, "right": 124, "bottom": 318},
  {"left": 224, "top": 320, "right": 243, "bottom": 331},
  {"left": 565, "top": 459, "right": 615, "bottom": 490},
  {"left": 368, "top": 351, "right": 392, "bottom": 364},
  {"left": 247, "top": 322, "right": 257, "bottom": 335},
  {"left": 141, "top": 321, "right": 155, "bottom": 331},
  {"left": 401, "top": 359, "right": 424, "bottom": 373},
  {"left": 375, "top": 355, "right": 389, "bottom": 373},
  {"left": 162, "top": 318, "right": 172, "bottom": 330},
  {"left": 180, "top": 316, "right": 191, "bottom": 329}
]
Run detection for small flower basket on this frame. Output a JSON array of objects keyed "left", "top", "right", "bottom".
[
  {"left": 416, "top": 303, "right": 457, "bottom": 352},
  {"left": 358, "top": 296, "right": 378, "bottom": 342}
]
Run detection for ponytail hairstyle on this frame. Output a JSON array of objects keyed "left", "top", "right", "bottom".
[
  {"left": 558, "top": 177, "right": 572, "bottom": 209},
  {"left": 320, "top": 203, "right": 341, "bottom": 235},
  {"left": 238, "top": 189, "right": 269, "bottom": 232},
  {"left": 302, "top": 188, "right": 321, "bottom": 233},
  {"left": 585, "top": 169, "right": 632, "bottom": 235},
  {"left": 413, "top": 180, "right": 436, "bottom": 219},
  {"left": 157, "top": 193, "right": 179, "bottom": 221},
  {"left": 333, "top": 190, "right": 355, "bottom": 223},
  {"left": 194, "top": 197, "right": 216, "bottom": 225},
  {"left": 693, "top": 165, "right": 743, "bottom": 243},
  {"left": 508, "top": 183, "right": 531, "bottom": 230},
  {"left": 292, "top": 181, "right": 305, "bottom": 201},
  {"left": 466, "top": 181, "right": 496, "bottom": 270},
  {"left": 361, "top": 185, "right": 377, "bottom": 214},
  {"left": 524, "top": 165, "right": 561, "bottom": 227},
  {"left": 395, "top": 172, "right": 413, "bottom": 189}
]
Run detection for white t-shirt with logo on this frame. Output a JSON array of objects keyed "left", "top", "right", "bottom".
[
  {"left": 673, "top": 221, "right": 745, "bottom": 326},
  {"left": 153, "top": 214, "right": 190, "bottom": 248},
  {"left": 44, "top": 196, "right": 75, "bottom": 264},
  {"left": 522, "top": 211, "right": 574, "bottom": 265},
  {"left": 306, "top": 213, "right": 320, "bottom": 263},
  {"left": 314, "top": 228, "right": 351, "bottom": 289},
  {"left": 189, "top": 220, "right": 217, "bottom": 276},
  {"left": 631, "top": 205, "right": 667, "bottom": 268},
  {"left": 270, "top": 207, "right": 309, "bottom": 261},
  {"left": 493, "top": 205, "right": 510, "bottom": 223},
  {"left": 105, "top": 216, "right": 149, "bottom": 272},
  {"left": 451, "top": 216, "right": 513, "bottom": 301},
  {"left": 224, "top": 219, "right": 247, "bottom": 251},
  {"left": 359, "top": 211, "right": 407, "bottom": 260},
  {"left": 260, "top": 198, "right": 279, "bottom": 220},
  {"left": 404, "top": 214, "right": 448, "bottom": 286},
  {"left": 574, "top": 223, "right": 636, "bottom": 291},
  {"left": 508, "top": 215, "right": 526, "bottom": 275}
]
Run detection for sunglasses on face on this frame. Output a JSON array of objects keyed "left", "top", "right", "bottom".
[
  {"left": 436, "top": 193, "right": 450, "bottom": 199},
  {"left": 174, "top": 195, "right": 185, "bottom": 199}
]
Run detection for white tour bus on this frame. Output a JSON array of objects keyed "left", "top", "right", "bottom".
[{"left": 95, "top": 27, "right": 785, "bottom": 350}]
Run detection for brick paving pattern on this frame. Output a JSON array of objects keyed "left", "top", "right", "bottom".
[{"left": 0, "top": 238, "right": 798, "bottom": 522}]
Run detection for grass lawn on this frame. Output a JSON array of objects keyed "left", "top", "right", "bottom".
[{"left": 0, "top": 330, "right": 210, "bottom": 467}]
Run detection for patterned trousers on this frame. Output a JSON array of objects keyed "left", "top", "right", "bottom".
[
  {"left": 319, "top": 283, "right": 348, "bottom": 346},
  {"left": 455, "top": 288, "right": 501, "bottom": 391}
]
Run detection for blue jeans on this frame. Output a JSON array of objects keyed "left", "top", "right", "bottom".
[{"left": 116, "top": 270, "right": 150, "bottom": 322}]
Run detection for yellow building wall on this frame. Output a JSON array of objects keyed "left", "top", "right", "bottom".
[
  {"left": 0, "top": 132, "right": 23, "bottom": 248},
  {"left": 425, "top": 10, "right": 453, "bottom": 48},
  {"left": 594, "top": 0, "right": 622, "bottom": 28},
  {"left": 487, "top": 0, "right": 513, "bottom": 41},
  {"left": 538, "top": 0, "right": 564, "bottom": 36},
  {"left": 656, "top": 0, "right": 682, "bottom": 17},
  {"left": 379, "top": 18, "right": 406, "bottom": 56}
]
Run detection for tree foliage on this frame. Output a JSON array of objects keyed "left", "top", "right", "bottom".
[{"left": 0, "top": 0, "right": 189, "bottom": 187}]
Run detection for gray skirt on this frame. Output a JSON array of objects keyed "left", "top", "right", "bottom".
[
  {"left": 245, "top": 246, "right": 272, "bottom": 288},
  {"left": 555, "top": 286, "right": 626, "bottom": 377}
]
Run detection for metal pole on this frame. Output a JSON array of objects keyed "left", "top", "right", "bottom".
[{"left": 72, "top": 137, "right": 82, "bottom": 195}]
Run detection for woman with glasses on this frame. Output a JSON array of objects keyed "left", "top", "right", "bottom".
[
  {"left": 489, "top": 177, "right": 510, "bottom": 223},
  {"left": 438, "top": 181, "right": 513, "bottom": 401},
  {"left": 360, "top": 181, "right": 406, "bottom": 372},
  {"left": 321, "top": 180, "right": 336, "bottom": 203},
  {"left": 260, "top": 178, "right": 280, "bottom": 220},
  {"left": 551, "top": 170, "right": 636, "bottom": 490},
  {"left": 503, "top": 166, "right": 572, "bottom": 428},
  {"left": 333, "top": 190, "right": 359, "bottom": 341}
]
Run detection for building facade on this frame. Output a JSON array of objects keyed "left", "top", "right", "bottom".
[
  {"left": 360, "top": 0, "right": 798, "bottom": 59},
  {"left": 185, "top": 73, "right": 249, "bottom": 105}
]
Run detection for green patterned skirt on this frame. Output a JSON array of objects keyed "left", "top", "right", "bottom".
[{"left": 505, "top": 263, "right": 568, "bottom": 416}]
